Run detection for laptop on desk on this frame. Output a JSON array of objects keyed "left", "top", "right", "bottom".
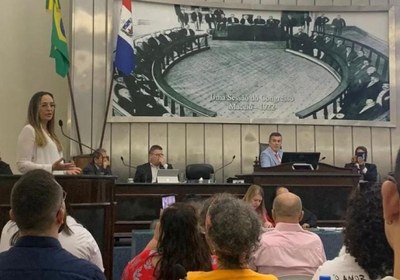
[
  {"left": 157, "top": 169, "right": 180, "bottom": 183},
  {"left": 281, "top": 152, "right": 321, "bottom": 170}
]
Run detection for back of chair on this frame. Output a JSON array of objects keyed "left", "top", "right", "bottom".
[{"left": 185, "top": 164, "right": 214, "bottom": 180}]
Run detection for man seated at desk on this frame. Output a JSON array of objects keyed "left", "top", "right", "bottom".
[
  {"left": 260, "top": 132, "right": 283, "bottom": 168},
  {"left": 345, "top": 146, "right": 377, "bottom": 182},
  {"left": 134, "top": 145, "right": 173, "bottom": 183},
  {"left": 83, "top": 148, "right": 112, "bottom": 175}
]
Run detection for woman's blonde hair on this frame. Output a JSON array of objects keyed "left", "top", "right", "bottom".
[
  {"left": 242, "top": 184, "right": 268, "bottom": 219},
  {"left": 27, "top": 91, "right": 62, "bottom": 152}
]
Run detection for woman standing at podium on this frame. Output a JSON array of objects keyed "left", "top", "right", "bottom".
[{"left": 16, "top": 92, "right": 81, "bottom": 175}]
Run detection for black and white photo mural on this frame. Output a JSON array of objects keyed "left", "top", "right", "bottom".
[{"left": 110, "top": 1, "right": 391, "bottom": 124}]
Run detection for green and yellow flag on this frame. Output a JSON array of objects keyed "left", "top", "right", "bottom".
[{"left": 46, "top": 0, "right": 69, "bottom": 77}]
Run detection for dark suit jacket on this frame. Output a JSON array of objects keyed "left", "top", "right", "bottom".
[
  {"left": 83, "top": 162, "right": 112, "bottom": 175},
  {"left": 344, "top": 162, "right": 378, "bottom": 182},
  {"left": 227, "top": 17, "right": 239, "bottom": 24},
  {"left": 134, "top": 162, "right": 173, "bottom": 183},
  {"left": 0, "top": 160, "right": 12, "bottom": 175}
]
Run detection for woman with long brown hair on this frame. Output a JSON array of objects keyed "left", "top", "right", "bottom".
[{"left": 243, "top": 184, "right": 274, "bottom": 228}]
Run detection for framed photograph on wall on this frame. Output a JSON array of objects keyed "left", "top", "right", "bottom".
[{"left": 108, "top": 1, "right": 396, "bottom": 126}]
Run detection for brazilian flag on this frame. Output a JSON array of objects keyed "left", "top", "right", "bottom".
[{"left": 46, "top": 0, "right": 69, "bottom": 77}]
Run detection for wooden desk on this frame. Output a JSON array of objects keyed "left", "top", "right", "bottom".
[
  {"left": 0, "top": 175, "right": 115, "bottom": 280},
  {"left": 236, "top": 162, "right": 359, "bottom": 225}
]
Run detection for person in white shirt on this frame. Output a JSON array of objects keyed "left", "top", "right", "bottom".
[
  {"left": 0, "top": 215, "right": 104, "bottom": 271},
  {"left": 16, "top": 92, "right": 81, "bottom": 175},
  {"left": 313, "top": 182, "right": 393, "bottom": 280},
  {"left": 381, "top": 149, "right": 400, "bottom": 280}
]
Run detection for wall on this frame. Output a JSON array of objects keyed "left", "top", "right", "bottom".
[
  {"left": 2, "top": 0, "right": 398, "bottom": 183},
  {"left": 0, "top": 0, "right": 71, "bottom": 173}
]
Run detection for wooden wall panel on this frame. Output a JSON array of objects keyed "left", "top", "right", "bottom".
[
  {"left": 259, "top": 124, "right": 278, "bottom": 145},
  {"left": 352, "top": 127, "right": 371, "bottom": 154},
  {"left": 296, "top": 125, "right": 315, "bottom": 152},
  {"left": 333, "top": 126, "right": 352, "bottom": 167},
  {"left": 315, "top": 126, "right": 334, "bottom": 165},
  {"left": 111, "top": 123, "right": 130, "bottom": 181},
  {"left": 186, "top": 124, "right": 205, "bottom": 164},
  {"left": 130, "top": 123, "right": 149, "bottom": 167},
  {"left": 278, "top": 125, "right": 296, "bottom": 152},
  {"left": 241, "top": 125, "right": 259, "bottom": 174},
  {"left": 371, "top": 127, "right": 392, "bottom": 176},
  {"left": 205, "top": 124, "right": 223, "bottom": 182},
  {"left": 223, "top": 125, "right": 242, "bottom": 181},
  {"left": 149, "top": 123, "right": 168, "bottom": 156},
  {"left": 167, "top": 124, "right": 186, "bottom": 171}
]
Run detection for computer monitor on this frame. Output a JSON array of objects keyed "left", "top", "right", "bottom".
[
  {"left": 157, "top": 169, "right": 180, "bottom": 183},
  {"left": 281, "top": 152, "right": 321, "bottom": 170}
]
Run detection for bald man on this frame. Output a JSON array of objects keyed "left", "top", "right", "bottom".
[{"left": 250, "top": 192, "right": 326, "bottom": 277}]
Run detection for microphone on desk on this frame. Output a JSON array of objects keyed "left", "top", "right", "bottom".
[
  {"left": 120, "top": 156, "right": 137, "bottom": 169},
  {"left": 58, "top": 120, "right": 95, "bottom": 152},
  {"left": 319, "top": 156, "right": 326, "bottom": 162},
  {"left": 214, "top": 155, "right": 236, "bottom": 174}
]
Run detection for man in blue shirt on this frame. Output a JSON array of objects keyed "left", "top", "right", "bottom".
[
  {"left": 0, "top": 169, "right": 105, "bottom": 280},
  {"left": 260, "top": 132, "right": 283, "bottom": 168}
]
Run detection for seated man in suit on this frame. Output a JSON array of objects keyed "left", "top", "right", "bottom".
[
  {"left": 345, "top": 146, "right": 377, "bottom": 182},
  {"left": 260, "top": 132, "right": 283, "bottom": 168},
  {"left": 134, "top": 145, "right": 173, "bottom": 183},
  {"left": 83, "top": 148, "right": 112, "bottom": 175}
]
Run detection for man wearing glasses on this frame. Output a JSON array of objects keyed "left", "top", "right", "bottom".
[
  {"left": 134, "top": 145, "right": 173, "bottom": 183},
  {"left": 0, "top": 169, "right": 105, "bottom": 279}
]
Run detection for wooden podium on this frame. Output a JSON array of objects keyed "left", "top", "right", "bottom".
[
  {"left": 236, "top": 163, "right": 360, "bottom": 226},
  {"left": 0, "top": 175, "right": 116, "bottom": 280}
]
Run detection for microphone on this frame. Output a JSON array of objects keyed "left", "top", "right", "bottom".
[
  {"left": 319, "top": 156, "right": 326, "bottom": 162},
  {"left": 214, "top": 155, "right": 236, "bottom": 174},
  {"left": 58, "top": 120, "right": 94, "bottom": 152},
  {"left": 173, "top": 264, "right": 187, "bottom": 280},
  {"left": 120, "top": 156, "right": 137, "bottom": 169}
]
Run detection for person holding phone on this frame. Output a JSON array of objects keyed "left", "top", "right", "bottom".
[{"left": 345, "top": 146, "right": 377, "bottom": 182}]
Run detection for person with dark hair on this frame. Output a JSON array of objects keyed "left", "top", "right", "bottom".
[
  {"left": 312, "top": 182, "right": 393, "bottom": 280},
  {"left": 16, "top": 92, "right": 81, "bottom": 175},
  {"left": 83, "top": 148, "right": 112, "bottom": 175},
  {"left": 332, "top": 14, "right": 346, "bottom": 36},
  {"left": 260, "top": 132, "right": 283, "bottom": 168},
  {"left": 314, "top": 13, "right": 329, "bottom": 33},
  {"left": 243, "top": 185, "right": 274, "bottom": 228},
  {"left": 191, "top": 8, "right": 203, "bottom": 31},
  {"left": 0, "top": 207, "right": 104, "bottom": 271},
  {"left": 122, "top": 202, "right": 212, "bottom": 280},
  {"left": 250, "top": 192, "right": 325, "bottom": 277},
  {"left": 345, "top": 146, "right": 378, "bottom": 182},
  {"left": 188, "top": 193, "right": 277, "bottom": 280},
  {"left": 134, "top": 145, "right": 173, "bottom": 183},
  {"left": 0, "top": 169, "right": 105, "bottom": 279},
  {"left": 0, "top": 157, "right": 12, "bottom": 175},
  {"left": 381, "top": 148, "right": 400, "bottom": 280}
]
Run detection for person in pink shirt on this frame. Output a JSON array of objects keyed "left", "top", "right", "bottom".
[{"left": 250, "top": 192, "right": 326, "bottom": 277}]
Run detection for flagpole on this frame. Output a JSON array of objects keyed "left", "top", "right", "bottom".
[
  {"left": 67, "top": 73, "right": 84, "bottom": 154},
  {"left": 99, "top": 69, "right": 115, "bottom": 148}
]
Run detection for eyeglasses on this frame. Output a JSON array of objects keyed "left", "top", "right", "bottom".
[{"left": 152, "top": 153, "right": 164, "bottom": 157}]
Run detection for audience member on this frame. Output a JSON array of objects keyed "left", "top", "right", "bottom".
[
  {"left": 250, "top": 192, "right": 326, "bottom": 277},
  {"left": 16, "top": 92, "right": 81, "bottom": 175},
  {"left": 312, "top": 182, "right": 393, "bottom": 280},
  {"left": 188, "top": 193, "right": 277, "bottom": 280},
  {"left": 122, "top": 202, "right": 212, "bottom": 280},
  {"left": 83, "top": 148, "right": 112, "bottom": 175},
  {"left": 275, "top": 186, "right": 317, "bottom": 228},
  {"left": 345, "top": 146, "right": 378, "bottom": 182},
  {"left": 0, "top": 157, "right": 12, "bottom": 175},
  {"left": 381, "top": 148, "right": 400, "bottom": 279},
  {"left": 191, "top": 8, "right": 203, "bottom": 31},
  {"left": 260, "top": 132, "right": 283, "bottom": 168},
  {"left": 0, "top": 169, "right": 105, "bottom": 279},
  {"left": 0, "top": 211, "right": 104, "bottom": 271},
  {"left": 301, "top": 13, "right": 312, "bottom": 34},
  {"left": 314, "top": 13, "right": 329, "bottom": 33},
  {"left": 134, "top": 145, "right": 173, "bottom": 183},
  {"left": 243, "top": 185, "right": 274, "bottom": 228},
  {"left": 332, "top": 15, "right": 346, "bottom": 35}
]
